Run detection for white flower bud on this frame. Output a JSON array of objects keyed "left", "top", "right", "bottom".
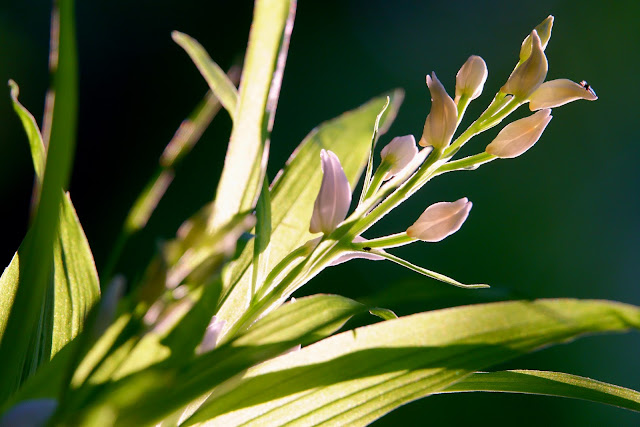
[
  {"left": 520, "top": 16, "right": 554, "bottom": 61},
  {"left": 528, "top": 79, "right": 598, "bottom": 111},
  {"left": 486, "top": 109, "right": 552, "bottom": 158},
  {"left": 455, "top": 55, "right": 488, "bottom": 102},
  {"left": 380, "top": 135, "right": 419, "bottom": 180},
  {"left": 309, "top": 150, "right": 352, "bottom": 234},
  {"left": 502, "top": 30, "right": 548, "bottom": 99},
  {"left": 420, "top": 72, "right": 458, "bottom": 150},
  {"left": 406, "top": 198, "right": 472, "bottom": 242}
]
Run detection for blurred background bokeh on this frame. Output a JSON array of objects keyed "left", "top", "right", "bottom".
[{"left": 1, "top": 0, "right": 639, "bottom": 425}]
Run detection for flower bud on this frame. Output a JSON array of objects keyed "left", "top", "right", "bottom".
[
  {"left": 309, "top": 150, "right": 352, "bottom": 234},
  {"left": 502, "top": 30, "right": 548, "bottom": 99},
  {"left": 406, "top": 198, "right": 472, "bottom": 242},
  {"left": 380, "top": 135, "right": 419, "bottom": 180},
  {"left": 455, "top": 55, "right": 488, "bottom": 102},
  {"left": 528, "top": 79, "right": 598, "bottom": 111},
  {"left": 197, "top": 316, "right": 226, "bottom": 354},
  {"left": 486, "top": 109, "right": 552, "bottom": 158},
  {"left": 420, "top": 72, "right": 458, "bottom": 150},
  {"left": 519, "top": 15, "right": 554, "bottom": 61}
]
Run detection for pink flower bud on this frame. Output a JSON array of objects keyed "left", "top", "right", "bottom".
[
  {"left": 420, "top": 72, "right": 458, "bottom": 150},
  {"left": 529, "top": 79, "right": 598, "bottom": 111},
  {"left": 406, "top": 198, "right": 472, "bottom": 242},
  {"left": 197, "top": 316, "right": 226, "bottom": 354},
  {"left": 486, "top": 109, "right": 552, "bottom": 158},
  {"left": 380, "top": 135, "right": 419, "bottom": 180},
  {"left": 502, "top": 30, "right": 548, "bottom": 98},
  {"left": 309, "top": 150, "right": 352, "bottom": 234},
  {"left": 455, "top": 55, "right": 488, "bottom": 102}
]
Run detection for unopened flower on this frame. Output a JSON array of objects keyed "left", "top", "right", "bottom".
[
  {"left": 420, "top": 72, "right": 458, "bottom": 150},
  {"left": 455, "top": 55, "right": 488, "bottom": 102},
  {"left": 486, "top": 109, "right": 552, "bottom": 158},
  {"left": 529, "top": 79, "right": 598, "bottom": 110},
  {"left": 519, "top": 15, "right": 554, "bottom": 61},
  {"left": 197, "top": 316, "right": 226, "bottom": 354},
  {"left": 309, "top": 150, "right": 352, "bottom": 234},
  {"left": 502, "top": 30, "right": 548, "bottom": 99},
  {"left": 380, "top": 135, "right": 419, "bottom": 180},
  {"left": 406, "top": 198, "right": 472, "bottom": 242}
]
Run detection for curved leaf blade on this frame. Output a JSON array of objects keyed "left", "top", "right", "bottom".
[
  {"left": 440, "top": 370, "right": 640, "bottom": 412},
  {"left": 8, "top": 80, "right": 45, "bottom": 182},
  {"left": 172, "top": 32, "right": 238, "bottom": 120},
  {"left": 209, "top": 0, "right": 296, "bottom": 230},
  {"left": 183, "top": 299, "right": 640, "bottom": 426},
  {"left": 59, "top": 294, "right": 366, "bottom": 426}
]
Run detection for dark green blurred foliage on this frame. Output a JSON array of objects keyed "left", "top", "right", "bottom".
[{"left": 1, "top": 0, "right": 638, "bottom": 425}]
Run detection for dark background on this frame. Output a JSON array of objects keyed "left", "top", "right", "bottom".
[{"left": 1, "top": 0, "right": 639, "bottom": 425}]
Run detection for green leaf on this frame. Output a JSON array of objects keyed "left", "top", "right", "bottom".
[
  {"left": 2, "top": 83, "right": 99, "bottom": 357},
  {"left": 439, "top": 370, "right": 640, "bottom": 412},
  {"left": 59, "top": 295, "right": 366, "bottom": 426},
  {"left": 217, "top": 91, "right": 403, "bottom": 339},
  {"left": 7, "top": 80, "right": 45, "bottom": 182},
  {"left": 359, "top": 96, "right": 389, "bottom": 205},
  {"left": 182, "top": 299, "right": 640, "bottom": 426},
  {"left": 0, "top": 0, "right": 82, "bottom": 401},
  {"left": 172, "top": 32, "right": 238, "bottom": 120},
  {"left": 51, "top": 193, "right": 101, "bottom": 354},
  {"left": 369, "top": 307, "right": 398, "bottom": 321},
  {"left": 209, "top": 0, "right": 296, "bottom": 230},
  {"left": 252, "top": 177, "right": 272, "bottom": 297}
]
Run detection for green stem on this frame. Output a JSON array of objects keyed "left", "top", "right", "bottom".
[
  {"left": 359, "top": 97, "right": 390, "bottom": 205},
  {"left": 362, "top": 163, "right": 391, "bottom": 203},
  {"left": 435, "top": 152, "right": 497, "bottom": 175},
  {"left": 455, "top": 94, "right": 471, "bottom": 126},
  {"left": 370, "top": 250, "right": 488, "bottom": 289},
  {"left": 354, "top": 233, "right": 415, "bottom": 249},
  {"left": 253, "top": 242, "right": 314, "bottom": 301}
]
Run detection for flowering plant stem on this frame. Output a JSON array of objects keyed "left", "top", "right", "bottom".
[{"left": 225, "top": 93, "right": 525, "bottom": 339}]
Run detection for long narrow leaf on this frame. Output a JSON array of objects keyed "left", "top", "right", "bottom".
[
  {"left": 7, "top": 80, "right": 45, "bottom": 181},
  {"left": 209, "top": 0, "right": 296, "bottom": 231},
  {"left": 172, "top": 33, "right": 238, "bottom": 119},
  {"left": 0, "top": 0, "right": 79, "bottom": 401},
  {"left": 439, "top": 370, "right": 640, "bottom": 412},
  {"left": 59, "top": 294, "right": 366, "bottom": 426},
  {"left": 182, "top": 299, "right": 640, "bottom": 426}
]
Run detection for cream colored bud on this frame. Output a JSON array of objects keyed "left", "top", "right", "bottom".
[
  {"left": 406, "top": 198, "right": 472, "bottom": 242},
  {"left": 502, "top": 30, "right": 548, "bottom": 99},
  {"left": 309, "top": 150, "right": 352, "bottom": 234},
  {"left": 380, "top": 135, "right": 419, "bottom": 180},
  {"left": 455, "top": 55, "right": 488, "bottom": 102},
  {"left": 529, "top": 79, "right": 598, "bottom": 111},
  {"left": 520, "top": 15, "right": 554, "bottom": 61},
  {"left": 420, "top": 72, "right": 458, "bottom": 149},
  {"left": 486, "top": 109, "right": 552, "bottom": 158}
]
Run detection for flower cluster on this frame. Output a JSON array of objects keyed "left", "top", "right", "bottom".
[{"left": 304, "top": 15, "right": 596, "bottom": 288}]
